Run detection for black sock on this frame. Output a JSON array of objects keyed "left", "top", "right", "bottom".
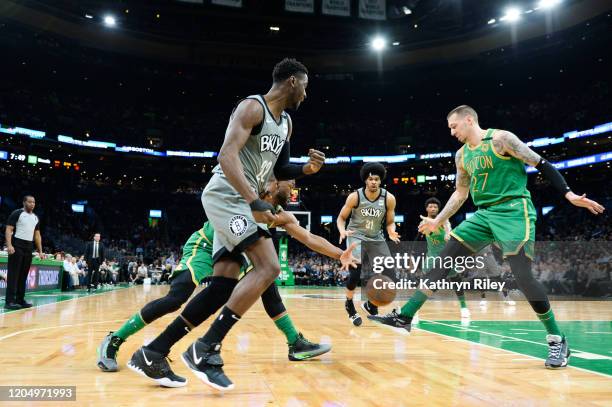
[
  {"left": 201, "top": 306, "right": 241, "bottom": 345},
  {"left": 147, "top": 316, "right": 191, "bottom": 356},
  {"left": 146, "top": 276, "right": 237, "bottom": 355}
]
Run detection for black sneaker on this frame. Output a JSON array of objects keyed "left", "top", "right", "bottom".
[
  {"left": 4, "top": 302, "right": 22, "bottom": 310},
  {"left": 545, "top": 335, "right": 570, "bottom": 369},
  {"left": 127, "top": 346, "right": 187, "bottom": 387},
  {"left": 367, "top": 309, "right": 412, "bottom": 331},
  {"left": 345, "top": 299, "right": 362, "bottom": 326},
  {"left": 288, "top": 333, "right": 332, "bottom": 361},
  {"left": 361, "top": 301, "right": 378, "bottom": 316},
  {"left": 97, "top": 332, "right": 124, "bottom": 372},
  {"left": 181, "top": 340, "right": 234, "bottom": 391},
  {"left": 18, "top": 301, "right": 33, "bottom": 308}
]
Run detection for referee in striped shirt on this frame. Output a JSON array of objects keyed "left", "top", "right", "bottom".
[{"left": 4, "top": 195, "right": 43, "bottom": 310}]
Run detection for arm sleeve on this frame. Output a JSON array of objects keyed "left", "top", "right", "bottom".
[
  {"left": 7, "top": 210, "right": 20, "bottom": 226},
  {"left": 536, "top": 158, "right": 571, "bottom": 197},
  {"left": 273, "top": 142, "right": 306, "bottom": 180}
]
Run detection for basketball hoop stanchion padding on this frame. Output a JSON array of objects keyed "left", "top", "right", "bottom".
[{"left": 275, "top": 236, "right": 295, "bottom": 286}]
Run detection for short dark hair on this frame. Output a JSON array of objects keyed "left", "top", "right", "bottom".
[
  {"left": 360, "top": 162, "right": 386, "bottom": 182},
  {"left": 425, "top": 197, "right": 441, "bottom": 209},
  {"left": 272, "top": 58, "right": 308, "bottom": 83},
  {"left": 447, "top": 105, "right": 478, "bottom": 123},
  {"left": 23, "top": 195, "right": 34, "bottom": 203}
]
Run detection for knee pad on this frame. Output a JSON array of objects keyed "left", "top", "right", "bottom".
[{"left": 261, "top": 283, "right": 286, "bottom": 318}]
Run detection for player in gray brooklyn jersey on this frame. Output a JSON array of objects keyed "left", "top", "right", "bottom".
[
  {"left": 337, "top": 162, "right": 400, "bottom": 326},
  {"left": 175, "top": 58, "right": 324, "bottom": 391}
]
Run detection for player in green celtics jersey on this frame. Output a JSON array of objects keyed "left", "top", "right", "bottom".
[
  {"left": 421, "top": 197, "right": 470, "bottom": 319},
  {"left": 98, "top": 182, "right": 357, "bottom": 379},
  {"left": 370, "top": 105, "right": 604, "bottom": 370}
]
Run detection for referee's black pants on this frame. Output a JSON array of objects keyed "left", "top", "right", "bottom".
[{"left": 5, "top": 246, "right": 33, "bottom": 304}]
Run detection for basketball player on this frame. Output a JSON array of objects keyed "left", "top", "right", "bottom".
[
  {"left": 420, "top": 197, "right": 470, "bottom": 318},
  {"left": 120, "top": 179, "right": 356, "bottom": 386},
  {"left": 127, "top": 58, "right": 323, "bottom": 391},
  {"left": 337, "top": 162, "right": 400, "bottom": 326},
  {"left": 369, "top": 105, "right": 605, "bottom": 369}
]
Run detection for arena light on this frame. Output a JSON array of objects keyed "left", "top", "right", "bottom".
[
  {"left": 487, "top": 18, "right": 496, "bottom": 25},
  {"left": 538, "top": 0, "right": 561, "bottom": 9},
  {"left": 103, "top": 15, "right": 116, "bottom": 27},
  {"left": 269, "top": 26, "right": 280, "bottom": 31},
  {"left": 392, "top": 41, "right": 400, "bottom": 46},
  {"left": 85, "top": 14, "right": 93, "bottom": 19},
  {"left": 502, "top": 7, "right": 522, "bottom": 23},
  {"left": 402, "top": 7, "right": 412, "bottom": 15},
  {"left": 371, "top": 36, "right": 387, "bottom": 51}
]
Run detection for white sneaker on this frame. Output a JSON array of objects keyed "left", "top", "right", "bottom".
[
  {"left": 505, "top": 300, "right": 516, "bottom": 306},
  {"left": 460, "top": 308, "right": 471, "bottom": 318},
  {"left": 479, "top": 300, "right": 487, "bottom": 307}
]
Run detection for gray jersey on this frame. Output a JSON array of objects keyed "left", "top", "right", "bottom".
[
  {"left": 212, "top": 94, "right": 289, "bottom": 194},
  {"left": 347, "top": 188, "right": 387, "bottom": 241}
]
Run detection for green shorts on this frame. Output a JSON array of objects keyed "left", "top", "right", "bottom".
[
  {"left": 173, "top": 251, "right": 253, "bottom": 286},
  {"left": 450, "top": 197, "right": 536, "bottom": 259},
  {"left": 173, "top": 250, "right": 214, "bottom": 286},
  {"left": 423, "top": 248, "right": 458, "bottom": 277}
]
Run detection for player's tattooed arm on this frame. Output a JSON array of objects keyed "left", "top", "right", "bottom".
[
  {"left": 419, "top": 150, "right": 469, "bottom": 234},
  {"left": 495, "top": 130, "right": 541, "bottom": 167}
]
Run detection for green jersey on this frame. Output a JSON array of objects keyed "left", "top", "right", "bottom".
[
  {"left": 425, "top": 224, "right": 446, "bottom": 256},
  {"left": 461, "top": 129, "right": 531, "bottom": 207}
]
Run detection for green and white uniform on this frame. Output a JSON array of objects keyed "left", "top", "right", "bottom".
[
  {"left": 203, "top": 94, "right": 289, "bottom": 262},
  {"left": 171, "top": 223, "right": 215, "bottom": 285},
  {"left": 424, "top": 224, "right": 447, "bottom": 271},
  {"left": 172, "top": 222, "right": 251, "bottom": 285},
  {"left": 450, "top": 129, "right": 537, "bottom": 258}
]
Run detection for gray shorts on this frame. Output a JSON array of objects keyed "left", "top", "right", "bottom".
[
  {"left": 347, "top": 236, "right": 390, "bottom": 264},
  {"left": 202, "top": 173, "right": 270, "bottom": 264}
]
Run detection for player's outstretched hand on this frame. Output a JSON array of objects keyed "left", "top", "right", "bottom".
[
  {"left": 340, "top": 242, "right": 359, "bottom": 270},
  {"left": 304, "top": 149, "right": 325, "bottom": 175},
  {"left": 565, "top": 192, "right": 605, "bottom": 215},
  {"left": 339, "top": 229, "right": 354, "bottom": 244},
  {"left": 418, "top": 215, "right": 440, "bottom": 235},
  {"left": 388, "top": 230, "right": 401, "bottom": 244}
]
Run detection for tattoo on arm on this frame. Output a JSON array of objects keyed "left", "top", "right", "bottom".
[
  {"left": 435, "top": 150, "right": 469, "bottom": 223},
  {"left": 456, "top": 149, "right": 470, "bottom": 188},
  {"left": 498, "top": 130, "right": 541, "bottom": 166},
  {"left": 436, "top": 192, "right": 468, "bottom": 223}
]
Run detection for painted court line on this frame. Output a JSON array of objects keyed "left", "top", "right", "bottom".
[
  {"left": 417, "top": 321, "right": 612, "bottom": 379},
  {"left": 0, "top": 286, "right": 130, "bottom": 314},
  {"left": 0, "top": 319, "right": 126, "bottom": 342},
  {"left": 425, "top": 320, "right": 612, "bottom": 360}
]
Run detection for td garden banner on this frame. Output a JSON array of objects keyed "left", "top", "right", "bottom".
[{"left": 358, "top": 241, "right": 612, "bottom": 301}]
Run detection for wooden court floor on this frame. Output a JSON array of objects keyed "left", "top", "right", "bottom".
[{"left": 0, "top": 285, "right": 611, "bottom": 406}]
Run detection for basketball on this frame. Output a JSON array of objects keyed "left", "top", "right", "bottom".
[{"left": 366, "top": 275, "right": 396, "bottom": 307}]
